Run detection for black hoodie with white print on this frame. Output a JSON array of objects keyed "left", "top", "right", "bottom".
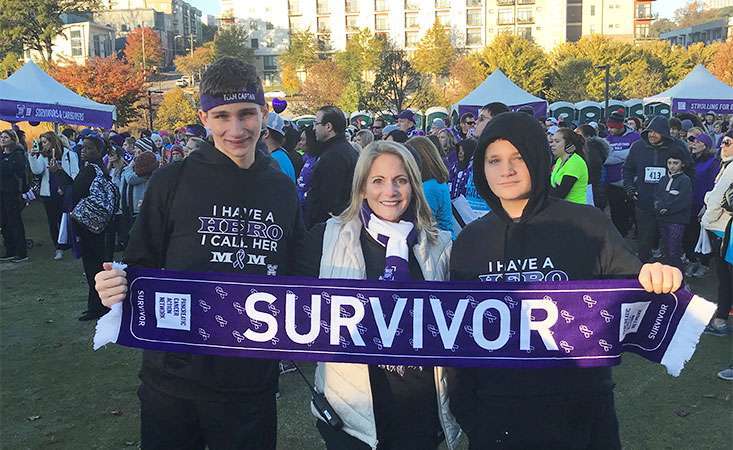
[
  {"left": 447, "top": 113, "right": 642, "bottom": 447},
  {"left": 124, "top": 140, "right": 304, "bottom": 401}
]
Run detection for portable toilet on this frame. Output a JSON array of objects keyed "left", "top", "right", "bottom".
[
  {"left": 425, "top": 106, "right": 449, "bottom": 132},
  {"left": 293, "top": 115, "right": 316, "bottom": 128},
  {"left": 413, "top": 110, "right": 425, "bottom": 131},
  {"left": 350, "top": 111, "right": 372, "bottom": 129},
  {"left": 549, "top": 101, "right": 575, "bottom": 122},
  {"left": 574, "top": 100, "right": 603, "bottom": 124},
  {"left": 377, "top": 110, "right": 396, "bottom": 125},
  {"left": 624, "top": 99, "right": 644, "bottom": 119},
  {"left": 644, "top": 102, "right": 671, "bottom": 118},
  {"left": 450, "top": 109, "right": 459, "bottom": 127}
]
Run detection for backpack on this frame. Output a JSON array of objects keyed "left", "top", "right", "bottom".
[{"left": 71, "top": 164, "right": 120, "bottom": 234}]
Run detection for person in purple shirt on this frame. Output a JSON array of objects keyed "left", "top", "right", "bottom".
[
  {"left": 604, "top": 110, "right": 641, "bottom": 237},
  {"left": 295, "top": 126, "right": 319, "bottom": 206},
  {"left": 684, "top": 132, "right": 720, "bottom": 277},
  {"left": 396, "top": 110, "right": 425, "bottom": 138}
]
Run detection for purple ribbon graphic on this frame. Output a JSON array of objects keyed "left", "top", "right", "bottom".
[{"left": 95, "top": 267, "right": 715, "bottom": 376}]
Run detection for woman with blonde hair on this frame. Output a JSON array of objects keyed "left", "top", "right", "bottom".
[
  {"left": 406, "top": 136, "right": 454, "bottom": 237},
  {"left": 297, "top": 140, "right": 460, "bottom": 450}
]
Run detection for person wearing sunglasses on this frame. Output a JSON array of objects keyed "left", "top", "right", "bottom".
[
  {"left": 701, "top": 132, "right": 733, "bottom": 335},
  {"left": 450, "top": 112, "right": 475, "bottom": 144},
  {"left": 371, "top": 117, "right": 386, "bottom": 140}
]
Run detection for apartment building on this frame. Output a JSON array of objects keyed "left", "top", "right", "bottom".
[
  {"left": 24, "top": 14, "right": 115, "bottom": 65},
  {"left": 660, "top": 16, "right": 733, "bottom": 46},
  {"left": 221, "top": 0, "right": 654, "bottom": 84}
]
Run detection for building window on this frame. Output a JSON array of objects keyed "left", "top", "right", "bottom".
[
  {"left": 497, "top": 0, "right": 514, "bottom": 5},
  {"left": 345, "top": 0, "right": 359, "bottom": 14},
  {"left": 317, "top": 0, "right": 329, "bottom": 15},
  {"left": 288, "top": 0, "right": 300, "bottom": 14},
  {"left": 375, "top": 14, "right": 389, "bottom": 31},
  {"left": 405, "top": 12, "right": 419, "bottom": 29},
  {"left": 517, "top": 26, "right": 532, "bottom": 39},
  {"left": 466, "top": 0, "right": 483, "bottom": 7},
  {"left": 498, "top": 8, "right": 514, "bottom": 25},
  {"left": 636, "top": 3, "right": 652, "bottom": 19},
  {"left": 435, "top": 0, "right": 450, "bottom": 9},
  {"left": 317, "top": 16, "right": 331, "bottom": 33},
  {"left": 405, "top": 0, "right": 420, "bottom": 10},
  {"left": 264, "top": 55, "right": 277, "bottom": 70},
  {"left": 346, "top": 15, "right": 359, "bottom": 31},
  {"left": 289, "top": 16, "right": 303, "bottom": 30},
  {"left": 375, "top": 0, "right": 388, "bottom": 12},
  {"left": 516, "top": 8, "right": 533, "bottom": 24},
  {"left": 93, "top": 35, "right": 101, "bottom": 56},
  {"left": 466, "top": 28, "right": 482, "bottom": 46},
  {"left": 517, "top": 0, "right": 535, "bottom": 4},
  {"left": 590, "top": 5, "right": 595, "bottom": 16},
  {"left": 251, "top": 38, "right": 259, "bottom": 48},
  {"left": 435, "top": 11, "right": 450, "bottom": 27},
  {"left": 70, "top": 30, "right": 82, "bottom": 57},
  {"left": 635, "top": 24, "right": 650, "bottom": 38},
  {"left": 405, "top": 31, "right": 419, "bottom": 47},
  {"left": 467, "top": 13, "right": 482, "bottom": 27}
]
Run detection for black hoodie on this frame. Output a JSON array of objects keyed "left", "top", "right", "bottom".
[
  {"left": 447, "top": 113, "right": 641, "bottom": 433},
  {"left": 124, "top": 140, "right": 304, "bottom": 401}
]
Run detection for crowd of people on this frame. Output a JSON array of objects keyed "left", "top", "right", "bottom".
[{"left": 1, "top": 56, "right": 731, "bottom": 449}]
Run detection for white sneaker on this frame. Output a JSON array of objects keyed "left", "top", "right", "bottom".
[{"left": 53, "top": 250, "right": 63, "bottom": 260}]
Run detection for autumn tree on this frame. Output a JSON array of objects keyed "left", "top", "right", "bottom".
[
  {"left": 475, "top": 34, "right": 550, "bottom": 97},
  {"left": 444, "top": 54, "right": 486, "bottom": 104},
  {"left": 412, "top": 21, "right": 456, "bottom": 79},
  {"left": 297, "top": 60, "right": 347, "bottom": 113},
  {"left": 649, "top": 18, "right": 676, "bottom": 38},
  {"left": 214, "top": 24, "right": 254, "bottom": 63},
  {"left": 280, "top": 63, "right": 301, "bottom": 96},
  {"left": 174, "top": 43, "right": 214, "bottom": 86},
  {"left": 124, "top": 27, "right": 164, "bottom": 71},
  {"left": 363, "top": 41, "right": 422, "bottom": 113},
  {"left": 49, "top": 56, "right": 146, "bottom": 126},
  {"left": 333, "top": 29, "right": 385, "bottom": 111},
  {"left": 154, "top": 88, "right": 198, "bottom": 130},
  {"left": 0, "top": 52, "right": 21, "bottom": 78},
  {"left": 0, "top": 0, "right": 100, "bottom": 63},
  {"left": 547, "top": 58, "right": 592, "bottom": 102},
  {"left": 710, "top": 39, "right": 733, "bottom": 86},
  {"left": 279, "top": 30, "right": 319, "bottom": 77}
]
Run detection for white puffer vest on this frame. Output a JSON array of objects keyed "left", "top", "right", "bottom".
[{"left": 310, "top": 216, "right": 462, "bottom": 449}]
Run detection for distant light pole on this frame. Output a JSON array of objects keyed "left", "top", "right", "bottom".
[{"left": 595, "top": 64, "right": 610, "bottom": 120}]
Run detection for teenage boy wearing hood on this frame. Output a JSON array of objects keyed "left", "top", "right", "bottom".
[
  {"left": 624, "top": 116, "right": 693, "bottom": 263},
  {"left": 446, "top": 112, "right": 683, "bottom": 449},
  {"left": 604, "top": 110, "right": 641, "bottom": 237},
  {"left": 94, "top": 57, "right": 304, "bottom": 450}
]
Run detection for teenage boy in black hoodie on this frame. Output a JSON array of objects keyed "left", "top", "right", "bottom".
[
  {"left": 447, "top": 112, "right": 683, "bottom": 449},
  {"left": 95, "top": 58, "right": 304, "bottom": 450}
]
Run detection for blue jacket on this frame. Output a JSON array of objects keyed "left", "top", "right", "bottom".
[
  {"left": 271, "top": 148, "right": 296, "bottom": 183},
  {"left": 423, "top": 178, "right": 455, "bottom": 239}
]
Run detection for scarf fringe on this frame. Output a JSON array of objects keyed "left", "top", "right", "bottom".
[
  {"left": 660, "top": 294, "right": 717, "bottom": 376},
  {"left": 92, "top": 262, "right": 127, "bottom": 350}
]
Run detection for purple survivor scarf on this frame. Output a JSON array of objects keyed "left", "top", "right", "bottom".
[
  {"left": 94, "top": 267, "right": 715, "bottom": 376},
  {"left": 359, "top": 202, "right": 418, "bottom": 282},
  {"left": 200, "top": 90, "right": 266, "bottom": 112}
]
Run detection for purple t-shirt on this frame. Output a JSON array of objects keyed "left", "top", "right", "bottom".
[
  {"left": 605, "top": 129, "right": 641, "bottom": 184},
  {"left": 296, "top": 153, "right": 318, "bottom": 205}
]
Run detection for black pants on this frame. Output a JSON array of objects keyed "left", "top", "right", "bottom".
[
  {"left": 42, "top": 195, "right": 66, "bottom": 250},
  {"left": 77, "top": 225, "right": 111, "bottom": 315},
  {"left": 462, "top": 393, "right": 621, "bottom": 450},
  {"left": 591, "top": 183, "right": 607, "bottom": 210},
  {"left": 712, "top": 236, "right": 733, "bottom": 320},
  {"left": 0, "top": 191, "right": 27, "bottom": 258},
  {"left": 138, "top": 383, "right": 277, "bottom": 450},
  {"left": 635, "top": 207, "right": 658, "bottom": 263},
  {"left": 606, "top": 185, "right": 634, "bottom": 237}
]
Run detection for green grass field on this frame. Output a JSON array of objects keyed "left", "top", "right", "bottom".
[{"left": 1, "top": 203, "right": 731, "bottom": 449}]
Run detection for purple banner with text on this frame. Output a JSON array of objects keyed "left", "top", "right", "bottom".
[{"left": 94, "top": 267, "right": 715, "bottom": 376}]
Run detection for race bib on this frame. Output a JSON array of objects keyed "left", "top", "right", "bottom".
[{"left": 644, "top": 167, "right": 666, "bottom": 183}]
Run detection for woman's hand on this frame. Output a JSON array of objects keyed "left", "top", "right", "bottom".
[
  {"left": 638, "top": 262, "right": 683, "bottom": 294},
  {"left": 95, "top": 262, "right": 128, "bottom": 307}
]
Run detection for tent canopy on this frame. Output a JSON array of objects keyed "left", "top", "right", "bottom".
[
  {"left": 0, "top": 61, "right": 116, "bottom": 128},
  {"left": 454, "top": 69, "right": 547, "bottom": 117},
  {"left": 644, "top": 65, "right": 733, "bottom": 115}
]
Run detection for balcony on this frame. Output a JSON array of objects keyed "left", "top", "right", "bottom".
[
  {"left": 316, "top": 0, "right": 329, "bottom": 15},
  {"left": 635, "top": 9, "right": 653, "bottom": 19},
  {"left": 498, "top": 16, "right": 515, "bottom": 25},
  {"left": 375, "top": 0, "right": 389, "bottom": 12},
  {"left": 517, "top": 0, "right": 535, "bottom": 4},
  {"left": 435, "top": 0, "right": 450, "bottom": 9},
  {"left": 516, "top": 14, "right": 534, "bottom": 24},
  {"left": 497, "top": 0, "right": 514, "bottom": 5},
  {"left": 405, "top": 0, "right": 420, "bottom": 11}
]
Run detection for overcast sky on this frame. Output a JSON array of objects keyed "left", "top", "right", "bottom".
[{"left": 188, "top": 0, "right": 693, "bottom": 22}]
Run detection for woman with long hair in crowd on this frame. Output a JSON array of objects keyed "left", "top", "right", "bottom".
[
  {"left": 447, "top": 112, "right": 682, "bottom": 448},
  {"left": 27, "top": 131, "right": 80, "bottom": 260},
  {"left": 296, "top": 140, "right": 461, "bottom": 450},
  {"left": 549, "top": 128, "right": 589, "bottom": 205},
  {"left": 449, "top": 138, "right": 477, "bottom": 200},
  {"left": 0, "top": 129, "right": 28, "bottom": 262},
  {"left": 296, "top": 126, "right": 319, "bottom": 208},
  {"left": 406, "top": 136, "right": 454, "bottom": 237}
]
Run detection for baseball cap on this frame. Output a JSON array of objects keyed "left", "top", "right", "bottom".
[{"left": 266, "top": 112, "right": 285, "bottom": 136}]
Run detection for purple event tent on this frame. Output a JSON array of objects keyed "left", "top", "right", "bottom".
[
  {"left": 453, "top": 69, "right": 548, "bottom": 119},
  {"left": 644, "top": 65, "right": 733, "bottom": 115},
  {"left": 0, "top": 61, "right": 116, "bottom": 129}
]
